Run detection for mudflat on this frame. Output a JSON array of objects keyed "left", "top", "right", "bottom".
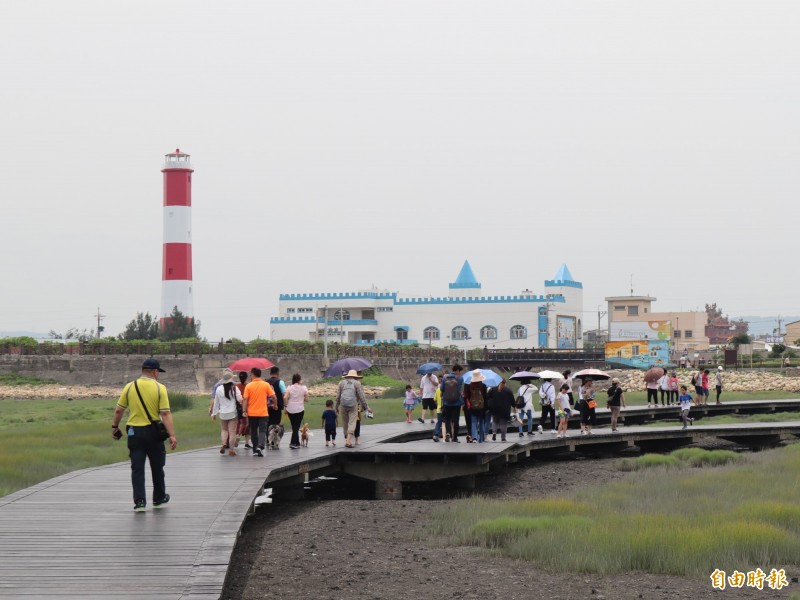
[{"left": 223, "top": 453, "right": 774, "bottom": 600}]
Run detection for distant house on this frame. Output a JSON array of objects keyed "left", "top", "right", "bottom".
[
  {"left": 785, "top": 320, "right": 800, "bottom": 346},
  {"left": 270, "top": 261, "right": 584, "bottom": 350},
  {"left": 604, "top": 294, "right": 709, "bottom": 368}
]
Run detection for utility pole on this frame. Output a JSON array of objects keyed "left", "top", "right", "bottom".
[
  {"left": 597, "top": 305, "right": 607, "bottom": 345},
  {"left": 322, "top": 305, "right": 329, "bottom": 367},
  {"left": 94, "top": 307, "right": 106, "bottom": 338}
]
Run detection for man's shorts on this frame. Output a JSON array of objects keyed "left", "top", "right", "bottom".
[
  {"left": 716, "top": 385, "right": 722, "bottom": 393},
  {"left": 695, "top": 386, "right": 704, "bottom": 396},
  {"left": 422, "top": 397, "right": 436, "bottom": 411},
  {"left": 702, "top": 388, "right": 710, "bottom": 397}
]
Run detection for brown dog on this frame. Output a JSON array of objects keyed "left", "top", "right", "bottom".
[{"left": 299, "top": 423, "right": 311, "bottom": 447}]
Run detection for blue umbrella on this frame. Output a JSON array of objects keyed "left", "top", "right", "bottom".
[
  {"left": 323, "top": 357, "right": 373, "bottom": 378},
  {"left": 462, "top": 368, "right": 503, "bottom": 387},
  {"left": 416, "top": 362, "right": 443, "bottom": 375}
]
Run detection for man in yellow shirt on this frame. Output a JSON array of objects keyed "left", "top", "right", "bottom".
[
  {"left": 242, "top": 367, "right": 276, "bottom": 457},
  {"left": 112, "top": 358, "right": 177, "bottom": 512}
]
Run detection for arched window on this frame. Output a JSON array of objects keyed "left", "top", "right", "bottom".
[
  {"left": 451, "top": 326, "right": 468, "bottom": 340},
  {"left": 333, "top": 309, "right": 350, "bottom": 321},
  {"left": 510, "top": 325, "right": 527, "bottom": 339},
  {"left": 423, "top": 326, "right": 440, "bottom": 341},
  {"left": 480, "top": 325, "right": 498, "bottom": 340}
]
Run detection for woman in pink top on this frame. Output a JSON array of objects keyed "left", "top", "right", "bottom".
[
  {"left": 284, "top": 373, "right": 309, "bottom": 449},
  {"left": 668, "top": 371, "right": 679, "bottom": 405}
]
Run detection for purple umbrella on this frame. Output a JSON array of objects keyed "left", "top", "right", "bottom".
[{"left": 323, "top": 357, "right": 373, "bottom": 378}]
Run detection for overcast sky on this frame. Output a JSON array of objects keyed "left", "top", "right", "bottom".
[{"left": 1, "top": 1, "right": 798, "bottom": 342}]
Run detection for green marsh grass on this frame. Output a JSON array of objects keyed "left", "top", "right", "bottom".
[
  {"left": 0, "top": 371, "right": 413, "bottom": 497},
  {"left": 619, "top": 448, "right": 742, "bottom": 471},
  {"left": 169, "top": 391, "right": 193, "bottom": 412},
  {"left": 0, "top": 373, "right": 58, "bottom": 386},
  {"left": 430, "top": 445, "right": 800, "bottom": 576}
]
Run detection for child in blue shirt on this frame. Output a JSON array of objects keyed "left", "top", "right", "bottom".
[
  {"left": 321, "top": 399, "right": 338, "bottom": 446},
  {"left": 678, "top": 385, "right": 694, "bottom": 430}
]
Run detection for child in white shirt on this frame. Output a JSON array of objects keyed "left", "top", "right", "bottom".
[{"left": 556, "top": 383, "right": 571, "bottom": 438}]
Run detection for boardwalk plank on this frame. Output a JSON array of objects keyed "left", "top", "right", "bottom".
[{"left": 0, "top": 401, "right": 798, "bottom": 599}]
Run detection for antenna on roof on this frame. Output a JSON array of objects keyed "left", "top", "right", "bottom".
[{"left": 630, "top": 274, "right": 634, "bottom": 296}]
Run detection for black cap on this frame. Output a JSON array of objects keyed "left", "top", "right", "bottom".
[{"left": 142, "top": 358, "right": 166, "bottom": 372}]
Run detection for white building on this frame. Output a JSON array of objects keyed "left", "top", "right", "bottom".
[{"left": 270, "top": 261, "right": 584, "bottom": 350}]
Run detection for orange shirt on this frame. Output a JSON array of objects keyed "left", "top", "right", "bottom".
[{"left": 243, "top": 378, "right": 275, "bottom": 417}]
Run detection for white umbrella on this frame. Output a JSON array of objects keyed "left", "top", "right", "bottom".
[{"left": 536, "top": 370, "right": 562, "bottom": 380}]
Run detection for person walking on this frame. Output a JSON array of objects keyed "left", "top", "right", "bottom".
[
  {"left": 210, "top": 370, "right": 242, "bottom": 456},
  {"left": 516, "top": 380, "right": 537, "bottom": 437},
  {"left": 607, "top": 377, "right": 626, "bottom": 432},
  {"left": 701, "top": 369, "right": 711, "bottom": 405},
  {"left": 537, "top": 378, "right": 557, "bottom": 434},
  {"left": 266, "top": 366, "right": 287, "bottom": 427},
  {"left": 658, "top": 371, "right": 670, "bottom": 406},
  {"left": 242, "top": 367, "right": 277, "bottom": 457},
  {"left": 336, "top": 370, "right": 371, "bottom": 448},
  {"left": 111, "top": 358, "right": 177, "bottom": 512},
  {"left": 715, "top": 366, "right": 724, "bottom": 404},
  {"left": 679, "top": 385, "right": 694, "bottom": 429},
  {"left": 440, "top": 365, "right": 465, "bottom": 442},
  {"left": 646, "top": 373, "right": 659, "bottom": 408},
  {"left": 579, "top": 379, "right": 597, "bottom": 435},
  {"left": 284, "top": 373, "right": 309, "bottom": 449},
  {"left": 235, "top": 371, "right": 250, "bottom": 448},
  {"left": 432, "top": 385, "right": 444, "bottom": 442},
  {"left": 556, "top": 383, "right": 571, "bottom": 438},
  {"left": 465, "top": 370, "right": 488, "bottom": 443},
  {"left": 560, "top": 369, "right": 575, "bottom": 406},
  {"left": 321, "top": 399, "right": 338, "bottom": 447},
  {"left": 487, "top": 378, "right": 515, "bottom": 441},
  {"left": 692, "top": 370, "right": 704, "bottom": 405},
  {"left": 668, "top": 370, "right": 679, "bottom": 405},
  {"left": 419, "top": 372, "right": 439, "bottom": 424},
  {"left": 404, "top": 385, "right": 420, "bottom": 424}
]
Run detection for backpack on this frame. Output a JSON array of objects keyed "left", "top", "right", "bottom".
[
  {"left": 516, "top": 384, "right": 528, "bottom": 409},
  {"left": 340, "top": 379, "right": 357, "bottom": 407},
  {"left": 442, "top": 377, "right": 461, "bottom": 405},
  {"left": 539, "top": 383, "right": 552, "bottom": 405},
  {"left": 690, "top": 373, "right": 697, "bottom": 386},
  {"left": 469, "top": 385, "right": 485, "bottom": 411}
]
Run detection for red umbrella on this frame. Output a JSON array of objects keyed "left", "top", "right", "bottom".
[
  {"left": 643, "top": 366, "right": 666, "bottom": 384},
  {"left": 228, "top": 357, "right": 275, "bottom": 372}
]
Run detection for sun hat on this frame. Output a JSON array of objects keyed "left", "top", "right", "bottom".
[
  {"left": 611, "top": 377, "right": 621, "bottom": 384},
  {"left": 220, "top": 371, "right": 236, "bottom": 384},
  {"left": 717, "top": 366, "right": 723, "bottom": 371},
  {"left": 470, "top": 369, "right": 486, "bottom": 383},
  {"left": 342, "top": 369, "right": 363, "bottom": 379},
  {"left": 142, "top": 358, "right": 165, "bottom": 372}
]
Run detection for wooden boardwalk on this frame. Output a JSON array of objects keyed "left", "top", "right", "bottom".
[{"left": 0, "top": 402, "right": 799, "bottom": 599}]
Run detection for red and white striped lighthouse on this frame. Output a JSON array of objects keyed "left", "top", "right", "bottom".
[{"left": 160, "top": 148, "right": 194, "bottom": 329}]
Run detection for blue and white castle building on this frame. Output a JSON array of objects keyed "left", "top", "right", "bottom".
[{"left": 269, "top": 261, "right": 584, "bottom": 350}]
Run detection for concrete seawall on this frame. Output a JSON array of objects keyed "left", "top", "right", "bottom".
[{"left": 0, "top": 354, "right": 427, "bottom": 393}]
